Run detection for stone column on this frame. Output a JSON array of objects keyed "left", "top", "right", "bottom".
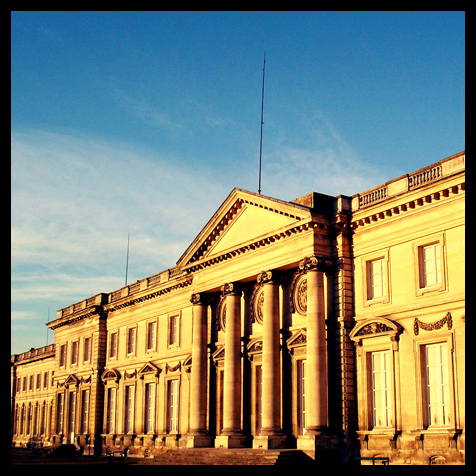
[
  {"left": 215, "top": 282, "right": 246, "bottom": 448},
  {"left": 188, "top": 293, "right": 213, "bottom": 447},
  {"left": 297, "top": 255, "right": 333, "bottom": 458},
  {"left": 253, "top": 270, "right": 287, "bottom": 449}
]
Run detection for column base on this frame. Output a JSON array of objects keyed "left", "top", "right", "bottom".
[
  {"left": 253, "top": 434, "right": 288, "bottom": 450},
  {"left": 185, "top": 434, "right": 214, "bottom": 448},
  {"left": 215, "top": 434, "right": 248, "bottom": 448},
  {"left": 297, "top": 433, "right": 339, "bottom": 461}
]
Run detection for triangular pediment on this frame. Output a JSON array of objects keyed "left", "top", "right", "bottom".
[
  {"left": 138, "top": 361, "right": 161, "bottom": 378},
  {"left": 177, "top": 188, "right": 311, "bottom": 268},
  {"left": 286, "top": 329, "right": 307, "bottom": 348}
]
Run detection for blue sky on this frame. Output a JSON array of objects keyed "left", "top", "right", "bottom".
[{"left": 11, "top": 11, "right": 465, "bottom": 353}]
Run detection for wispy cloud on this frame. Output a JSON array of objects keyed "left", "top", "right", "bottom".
[{"left": 11, "top": 129, "right": 230, "bottom": 351}]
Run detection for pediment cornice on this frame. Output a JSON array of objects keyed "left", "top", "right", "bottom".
[{"left": 177, "top": 188, "right": 313, "bottom": 269}]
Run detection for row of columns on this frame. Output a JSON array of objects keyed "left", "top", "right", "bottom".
[{"left": 189, "top": 255, "right": 331, "bottom": 449}]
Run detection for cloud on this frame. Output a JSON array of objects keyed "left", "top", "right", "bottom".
[{"left": 11, "top": 130, "right": 227, "bottom": 277}]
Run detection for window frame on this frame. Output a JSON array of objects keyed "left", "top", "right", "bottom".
[
  {"left": 168, "top": 313, "right": 181, "bottom": 349},
  {"left": 362, "top": 248, "right": 390, "bottom": 307},
  {"left": 109, "top": 331, "right": 119, "bottom": 360},
  {"left": 413, "top": 331, "right": 456, "bottom": 431},
  {"left": 413, "top": 233, "right": 447, "bottom": 296},
  {"left": 127, "top": 325, "right": 137, "bottom": 357},
  {"left": 146, "top": 319, "right": 158, "bottom": 353}
]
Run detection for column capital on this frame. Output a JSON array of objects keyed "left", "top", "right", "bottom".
[
  {"left": 221, "top": 282, "right": 242, "bottom": 296},
  {"left": 190, "top": 292, "right": 213, "bottom": 305},
  {"left": 299, "top": 255, "right": 332, "bottom": 272},
  {"left": 257, "top": 270, "right": 286, "bottom": 285}
]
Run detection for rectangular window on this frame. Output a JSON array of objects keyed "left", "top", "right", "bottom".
[
  {"left": 424, "top": 342, "right": 450, "bottom": 427},
  {"left": 40, "top": 403, "right": 46, "bottom": 435},
  {"left": 297, "top": 360, "right": 307, "bottom": 434},
  {"left": 29, "top": 375, "right": 34, "bottom": 391},
  {"left": 81, "top": 389, "right": 89, "bottom": 434},
  {"left": 71, "top": 341, "right": 79, "bottom": 365},
  {"left": 43, "top": 371, "right": 48, "bottom": 389},
  {"left": 147, "top": 321, "right": 157, "bottom": 351},
  {"left": 68, "top": 392, "right": 76, "bottom": 435},
  {"left": 144, "top": 383, "right": 156, "bottom": 433},
  {"left": 127, "top": 327, "right": 136, "bottom": 355},
  {"left": 124, "top": 386, "right": 135, "bottom": 434},
  {"left": 167, "top": 379, "right": 180, "bottom": 433},
  {"left": 169, "top": 315, "right": 179, "bottom": 347},
  {"left": 109, "top": 332, "right": 118, "bottom": 359},
  {"left": 368, "top": 258, "right": 386, "bottom": 300},
  {"left": 57, "top": 393, "right": 64, "bottom": 434},
  {"left": 36, "top": 373, "right": 41, "bottom": 390},
  {"left": 370, "top": 351, "right": 393, "bottom": 428},
  {"left": 106, "top": 388, "right": 116, "bottom": 434},
  {"left": 420, "top": 243, "right": 441, "bottom": 288},
  {"left": 83, "top": 337, "right": 91, "bottom": 363},
  {"left": 60, "top": 344, "right": 67, "bottom": 367},
  {"left": 255, "top": 365, "right": 262, "bottom": 433}
]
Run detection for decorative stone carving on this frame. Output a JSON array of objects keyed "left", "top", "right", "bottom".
[
  {"left": 355, "top": 322, "right": 392, "bottom": 336},
  {"left": 257, "top": 269, "right": 286, "bottom": 286},
  {"left": 299, "top": 255, "right": 332, "bottom": 272},
  {"left": 250, "top": 284, "right": 265, "bottom": 324},
  {"left": 138, "top": 361, "right": 161, "bottom": 379},
  {"left": 190, "top": 292, "right": 213, "bottom": 305},
  {"left": 221, "top": 282, "right": 242, "bottom": 296},
  {"left": 413, "top": 312, "right": 452, "bottom": 335},
  {"left": 217, "top": 294, "right": 227, "bottom": 331}
]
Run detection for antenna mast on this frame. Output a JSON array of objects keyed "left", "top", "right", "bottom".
[
  {"left": 258, "top": 52, "right": 266, "bottom": 195},
  {"left": 125, "top": 231, "right": 130, "bottom": 287}
]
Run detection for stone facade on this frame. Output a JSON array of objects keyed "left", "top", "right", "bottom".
[{"left": 11, "top": 151, "right": 465, "bottom": 465}]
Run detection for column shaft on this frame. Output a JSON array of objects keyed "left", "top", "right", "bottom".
[
  {"left": 190, "top": 298, "right": 208, "bottom": 434},
  {"left": 222, "top": 288, "right": 242, "bottom": 435},
  {"left": 261, "top": 281, "right": 281, "bottom": 434},
  {"left": 305, "top": 268, "right": 328, "bottom": 432}
]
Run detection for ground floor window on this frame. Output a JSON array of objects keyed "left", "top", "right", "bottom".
[
  {"left": 167, "top": 379, "right": 179, "bottom": 433},
  {"left": 424, "top": 342, "right": 450, "bottom": 427}
]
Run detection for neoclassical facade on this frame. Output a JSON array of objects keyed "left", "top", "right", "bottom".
[{"left": 11, "top": 151, "right": 465, "bottom": 465}]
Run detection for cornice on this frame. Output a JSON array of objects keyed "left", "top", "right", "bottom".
[
  {"left": 105, "top": 277, "right": 193, "bottom": 314},
  {"left": 351, "top": 180, "right": 464, "bottom": 230},
  {"left": 183, "top": 218, "right": 326, "bottom": 274},
  {"left": 47, "top": 305, "right": 104, "bottom": 330}
]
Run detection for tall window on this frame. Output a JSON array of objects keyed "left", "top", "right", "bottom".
[
  {"left": 144, "top": 383, "right": 156, "bottom": 433},
  {"left": 40, "top": 403, "right": 46, "bottom": 435},
  {"left": 127, "top": 327, "right": 136, "bottom": 355},
  {"left": 83, "top": 337, "right": 91, "bottom": 363},
  {"left": 71, "top": 341, "right": 79, "bottom": 365},
  {"left": 169, "top": 315, "right": 179, "bottom": 347},
  {"left": 106, "top": 388, "right": 116, "bottom": 434},
  {"left": 60, "top": 344, "right": 67, "bottom": 367},
  {"left": 297, "top": 360, "right": 307, "bottom": 434},
  {"left": 124, "top": 385, "right": 135, "bottom": 434},
  {"left": 147, "top": 321, "right": 157, "bottom": 351},
  {"left": 68, "top": 392, "right": 76, "bottom": 436},
  {"left": 368, "top": 258, "right": 386, "bottom": 300},
  {"left": 370, "top": 351, "right": 393, "bottom": 428},
  {"left": 57, "top": 393, "right": 64, "bottom": 434},
  {"left": 167, "top": 379, "right": 180, "bottom": 433},
  {"left": 81, "top": 389, "right": 89, "bottom": 434},
  {"left": 420, "top": 243, "right": 441, "bottom": 288},
  {"left": 424, "top": 342, "right": 450, "bottom": 427},
  {"left": 109, "top": 332, "right": 118, "bottom": 359},
  {"left": 255, "top": 365, "right": 263, "bottom": 433}
]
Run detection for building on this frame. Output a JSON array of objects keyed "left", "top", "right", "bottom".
[{"left": 11, "top": 151, "right": 465, "bottom": 465}]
